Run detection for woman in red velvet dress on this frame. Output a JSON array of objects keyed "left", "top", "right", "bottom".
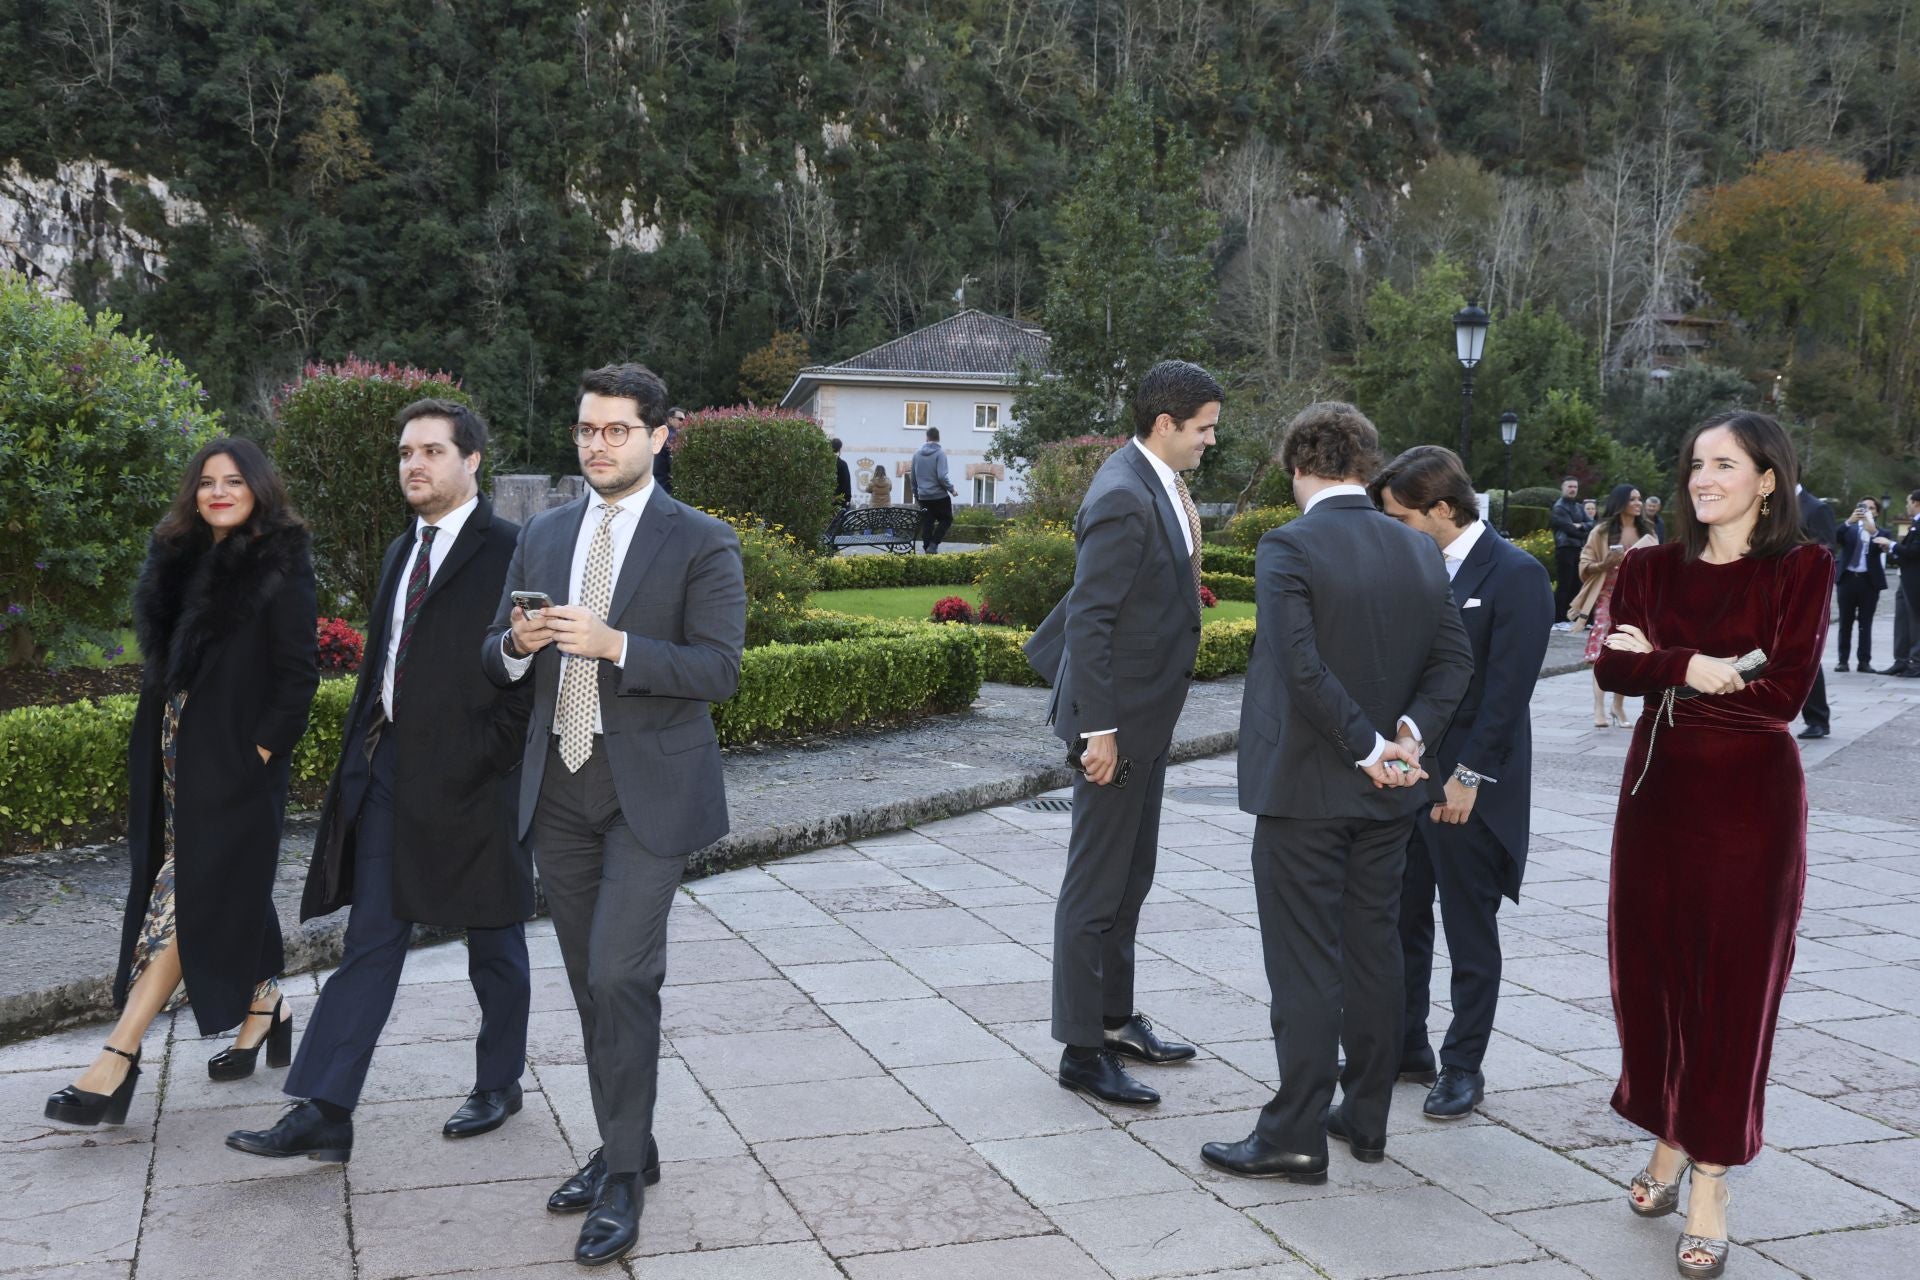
[{"left": 1595, "top": 410, "right": 1831, "bottom": 1278}]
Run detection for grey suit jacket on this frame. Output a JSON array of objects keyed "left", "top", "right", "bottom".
[
  {"left": 1238, "top": 493, "right": 1474, "bottom": 821},
  {"left": 1024, "top": 444, "right": 1202, "bottom": 757},
  {"left": 482, "top": 490, "right": 747, "bottom": 857}
]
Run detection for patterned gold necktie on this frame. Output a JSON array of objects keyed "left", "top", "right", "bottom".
[
  {"left": 1174, "top": 472, "right": 1204, "bottom": 603},
  {"left": 557, "top": 503, "right": 618, "bottom": 773}
]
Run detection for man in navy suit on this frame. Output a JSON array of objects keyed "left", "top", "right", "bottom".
[{"left": 1372, "top": 446, "right": 1552, "bottom": 1120}]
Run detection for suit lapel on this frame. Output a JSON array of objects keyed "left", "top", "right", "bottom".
[
  {"left": 549, "top": 496, "right": 591, "bottom": 607},
  {"left": 1124, "top": 445, "right": 1200, "bottom": 617},
  {"left": 360, "top": 533, "right": 412, "bottom": 689},
  {"left": 1448, "top": 530, "right": 1498, "bottom": 608},
  {"left": 605, "top": 492, "right": 678, "bottom": 623}
]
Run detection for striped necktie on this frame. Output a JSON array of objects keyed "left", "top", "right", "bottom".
[{"left": 391, "top": 524, "right": 438, "bottom": 699}]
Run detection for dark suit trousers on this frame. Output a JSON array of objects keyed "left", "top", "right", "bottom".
[
  {"left": 1895, "top": 582, "right": 1918, "bottom": 668},
  {"left": 1836, "top": 572, "right": 1880, "bottom": 666},
  {"left": 1252, "top": 812, "right": 1413, "bottom": 1152},
  {"left": 286, "top": 733, "right": 531, "bottom": 1110},
  {"left": 1802, "top": 666, "right": 1830, "bottom": 731},
  {"left": 1399, "top": 817, "right": 1507, "bottom": 1073},
  {"left": 533, "top": 738, "right": 686, "bottom": 1176},
  {"left": 1553, "top": 546, "right": 1581, "bottom": 623},
  {"left": 1052, "top": 749, "right": 1169, "bottom": 1046}
]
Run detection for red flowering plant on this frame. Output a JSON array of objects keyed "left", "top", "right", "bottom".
[
  {"left": 1199, "top": 585, "right": 1218, "bottom": 608},
  {"left": 976, "top": 603, "right": 1012, "bottom": 626},
  {"left": 930, "top": 596, "right": 977, "bottom": 624},
  {"left": 316, "top": 617, "right": 366, "bottom": 674}
]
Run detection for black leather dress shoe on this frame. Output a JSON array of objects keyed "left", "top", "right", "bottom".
[
  {"left": 1423, "top": 1066, "right": 1485, "bottom": 1120},
  {"left": 1200, "top": 1133, "right": 1328, "bottom": 1183},
  {"left": 548, "top": 1139, "right": 661, "bottom": 1213},
  {"left": 1835, "top": 662, "right": 1849, "bottom": 673},
  {"left": 1325, "top": 1105, "right": 1386, "bottom": 1162},
  {"left": 443, "top": 1082, "right": 523, "bottom": 1138},
  {"left": 1397, "top": 1044, "right": 1439, "bottom": 1085},
  {"left": 573, "top": 1173, "right": 640, "bottom": 1267},
  {"left": 226, "top": 1100, "right": 353, "bottom": 1163},
  {"left": 1104, "top": 1015, "right": 1197, "bottom": 1064},
  {"left": 1058, "top": 1049, "right": 1159, "bottom": 1106},
  {"left": 1885, "top": 664, "right": 1911, "bottom": 676},
  {"left": 1797, "top": 725, "right": 1830, "bottom": 739}
]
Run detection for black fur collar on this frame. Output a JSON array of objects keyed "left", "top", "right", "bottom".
[{"left": 134, "top": 524, "right": 311, "bottom": 694}]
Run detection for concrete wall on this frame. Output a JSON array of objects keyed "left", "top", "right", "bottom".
[{"left": 801, "top": 382, "right": 1026, "bottom": 505}]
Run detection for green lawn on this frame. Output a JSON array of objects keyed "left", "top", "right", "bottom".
[{"left": 811, "top": 585, "right": 1255, "bottom": 625}]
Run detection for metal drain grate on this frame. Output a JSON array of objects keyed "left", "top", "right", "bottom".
[{"left": 1017, "top": 797, "right": 1074, "bottom": 813}]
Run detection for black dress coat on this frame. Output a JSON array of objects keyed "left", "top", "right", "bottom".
[
  {"left": 118, "top": 524, "right": 319, "bottom": 1036},
  {"left": 302, "top": 497, "right": 534, "bottom": 928},
  {"left": 1421, "top": 529, "right": 1555, "bottom": 899}
]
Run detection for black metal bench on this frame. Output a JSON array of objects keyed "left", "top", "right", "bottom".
[{"left": 824, "top": 505, "right": 922, "bottom": 554}]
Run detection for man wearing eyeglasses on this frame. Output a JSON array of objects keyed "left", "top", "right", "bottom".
[{"left": 482, "top": 364, "right": 746, "bottom": 1267}]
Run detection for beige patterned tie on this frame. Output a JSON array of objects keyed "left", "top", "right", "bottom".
[
  {"left": 1174, "top": 472, "right": 1204, "bottom": 603},
  {"left": 556, "top": 503, "right": 618, "bottom": 773}
]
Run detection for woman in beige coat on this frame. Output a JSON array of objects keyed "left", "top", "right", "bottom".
[
  {"left": 1570, "top": 484, "right": 1656, "bottom": 726},
  {"left": 865, "top": 464, "right": 893, "bottom": 507}
]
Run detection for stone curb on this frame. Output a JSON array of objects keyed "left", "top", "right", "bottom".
[{"left": 0, "top": 722, "right": 1239, "bottom": 1042}]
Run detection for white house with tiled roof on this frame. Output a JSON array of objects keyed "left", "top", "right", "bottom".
[{"left": 779, "top": 309, "right": 1048, "bottom": 507}]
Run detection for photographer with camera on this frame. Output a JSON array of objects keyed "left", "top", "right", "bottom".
[{"left": 1835, "top": 496, "right": 1896, "bottom": 672}]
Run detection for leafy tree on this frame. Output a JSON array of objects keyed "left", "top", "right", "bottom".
[
  {"left": 0, "top": 273, "right": 220, "bottom": 666},
  {"left": 1604, "top": 362, "right": 1756, "bottom": 473},
  {"left": 1004, "top": 96, "right": 1216, "bottom": 459},
  {"left": 1683, "top": 150, "right": 1915, "bottom": 357},
  {"left": 736, "top": 331, "right": 812, "bottom": 406}
]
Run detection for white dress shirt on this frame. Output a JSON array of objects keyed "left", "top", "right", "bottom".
[
  {"left": 1131, "top": 439, "right": 1194, "bottom": 555},
  {"left": 1300, "top": 483, "right": 1421, "bottom": 768},
  {"left": 1443, "top": 519, "right": 1487, "bottom": 581},
  {"left": 502, "top": 481, "right": 656, "bottom": 732},
  {"left": 382, "top": 494, "right": 478, "bottom": 722}
]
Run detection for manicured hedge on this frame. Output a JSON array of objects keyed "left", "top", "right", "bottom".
[
  {"left": 1200, "top": 571, "right": 1255, "bottom": 602},
  {"left": 1200, "top": 545, "right": 1256, "bottom": 576},
  {"left": 0, "top": 625, "right": 984, "bottom": 854},
  {"left": 815, "top": 550, "right": 987, "bottom": 590}
]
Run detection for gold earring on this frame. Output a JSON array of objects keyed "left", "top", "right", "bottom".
[{"left": 1760, "top": 492, "right": 1771, "bottom": 516}]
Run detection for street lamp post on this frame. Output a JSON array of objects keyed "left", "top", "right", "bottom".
[
  {"left": 1453, "top": 299, "right": 1490, "bottom": 472},
  {"left": 1499, "top": 410, "right": 1519, "bottom": 536}
]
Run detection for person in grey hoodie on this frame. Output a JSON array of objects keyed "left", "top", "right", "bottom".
[{"left": 912, "top": 428, "right": 958, "bottom": 553}]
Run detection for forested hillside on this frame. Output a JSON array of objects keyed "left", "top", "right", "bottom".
[{"left": 5, "top": 1, "right": 1917, "bottom": 492}]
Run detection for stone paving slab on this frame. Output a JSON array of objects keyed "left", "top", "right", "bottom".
[{"left": 2, "top": 612, "right": 1918, "bottom": 1277}]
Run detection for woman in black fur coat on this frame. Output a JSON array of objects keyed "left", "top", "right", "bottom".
[{"left": 46, "top": 438, "right": 319, "bottom": 1128}]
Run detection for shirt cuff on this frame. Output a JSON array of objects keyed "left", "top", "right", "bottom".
[
  {"left": 1397, "top": 716, "right": 1422, "bottom": 746},
  {"left": 616, "top": 634, "right": 628, "bottom": 669},
  {"left": 501, "top": 635, "right": 533, "bottom": 682},
  {"left": 1355, "top": 732, "right": 1389, "bottom": 769},
  {"left": 1081, "top": 728, "right": 1117, "bottom": 739}
]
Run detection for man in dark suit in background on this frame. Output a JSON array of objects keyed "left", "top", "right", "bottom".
[
  {"left": 1549, "top": 476, "right": 1592, "bottom": 629},
  {"left": 1372, "top": 446, "right": 1553, "bottom": 1120},
  {"left": 1025, "top": 360, "right": 1221, "bottom": 1106},
  {"left": 228, "top": 399, "right": 533, "bottom": 1164},
  {"left": 1888, "top": 490, "right": 1920, "bottom": 677},
  {"left": 831, "top": 436, "right": 853, "bottom": 510},
  {"left": 484, "top": 363, "right": 746, "bottom": 1266},
  {"left": 1834, "top": 496, "right": 1894, "bottom": 672},
  {"left": 1797, "top": 486, "right": 1838, "bottom": 738},
  {"left": 1204, "top": 403, "right": 1472, "bottom": 1183}
]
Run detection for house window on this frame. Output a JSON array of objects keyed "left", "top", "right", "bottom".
[
  {"left": 904, "top": 400, "right": 929, "bottom": 428},
  {"left": 974, "top": 403, "right": 1000, "bottom": 432},
  {"left": 972, "top": 474, "right": 996, "bottom": 505}
]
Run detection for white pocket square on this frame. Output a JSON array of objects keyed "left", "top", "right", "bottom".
[{"left": 1463, "top": 598, "right": 1483, "bottom": 609}]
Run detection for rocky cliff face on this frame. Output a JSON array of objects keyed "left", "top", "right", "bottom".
[{"left": 0, "top": 160, "right": 203, "bottom": 299}]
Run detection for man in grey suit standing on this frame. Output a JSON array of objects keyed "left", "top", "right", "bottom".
[
  {"left": 1024, "top": 360, "right": 1221, "bottom": 1105},
  {"left": 483, "top": 363, "right": 746, "bottom": 1266},
  {"left": 1204, "top": 402, "right": 1472, "bottom": 1183}
]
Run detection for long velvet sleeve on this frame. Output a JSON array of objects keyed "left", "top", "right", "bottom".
[
  {"left": 1715, "top": 544, "right": 1834, "bottom": 721},
  {"left": 1594, "top": 551, "right": 1696, "bottom": 695}
]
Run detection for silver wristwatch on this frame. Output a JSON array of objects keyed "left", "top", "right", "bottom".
[{"left": 1451, "top": 766, "right": 1482, "bottom": 789}]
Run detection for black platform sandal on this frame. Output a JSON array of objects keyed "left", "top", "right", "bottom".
[
  {"left": 208, "top": 996, "right": 294, "bottom": 1081},
  {"left": 44, "top": 1045, "right": 142, "bottom": 1126}
]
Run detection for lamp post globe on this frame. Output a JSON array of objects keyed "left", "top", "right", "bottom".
[
  {"left": 1452, "top": 300, "right": 1491, "bottom": 470},
  {"left": 1498, "top": 410, "right": 1519, "bottom": 536}
]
